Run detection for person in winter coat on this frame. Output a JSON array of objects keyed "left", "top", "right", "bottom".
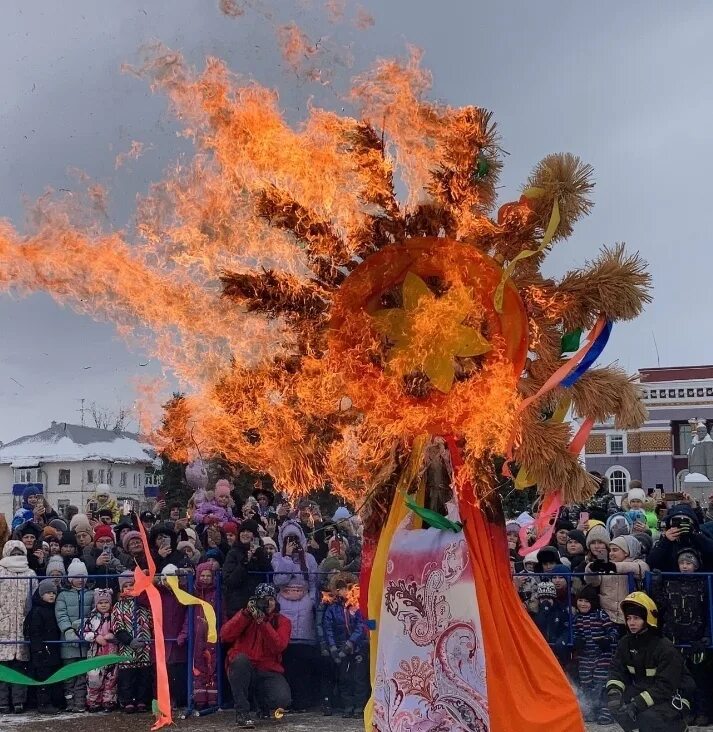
[
  {"left": 59, "top": 531, "right": 80, "bottom": 570},
  {"left": 585, "top": 535, "right": 648, "bottom": 632},
  {"left": 16, "top": 521, "right": 46, "bottom": 575},
  {"left": 69, "top": 514, "right": 95, "bottom": 553},
  {"left": 11, "top": 484, "right": 44, "bottom": 531},
  {"left": 606, "top": 592, "right": 692, "bottom": 732},
  {"left": 279, "top": 578, "right": 318, "bottom": 711},
  {"left": 222, "top": 520, "right": 273, "bottom": 619},
  {"left": 87, "top": 485, "right": 121, "bottom": 524},
  {"left": 565, "top": 530, "right": 588, "bottom": 573},
  {"left": 573, "top": 585, "right": 618, "bottom": 725},
  {"left": 193, "top": 479, "right": 236, "bottom": 527},
  {"left": 55, "top": 558, "right": 94, "bottom": 711},
  {"left": 82, "top": 588, "right": 118, "bottom": 712},
  {"left": 117, "top": 530, "right": 147, "bottom": 571},
  {"left": 0, "top": 540, "right": 37, "bottom": 713},
  {"left": 82, "top": 524, "right": 126, "bottom": 591},
  {"left": 220, "top": 583, "right": 292, "bottom": 729},
  {"left": 272, "top": 520, "right": 320, "bottom": 604},
  {"left": 322, "top": 573, "right": 369, "bottom": 718},
  {"left": 648, "top": 504, "right": 713, "bottom": 572},
  {"left": 177, "top": 562, "right": 219, "bottom": 710},
  {"left": 111, "top": 571, "right": 153, "bottom": 713},
  {"left": 533, "top": 580, "right": 571, "bottom": 668},
  {"left": 650, "top": 547, "right": 713, "bottom": 726},
  {"left": 46, "top": 554, "right": 66, "bottom": 587},
  {"left": 621, "top": 484, "right": 659, "bottom": 532},
  {"left": 513, "top": 550, "right": 541, "bottom": 615},
  {"left": 25, "top": 578, "right": 62, "bottom": 714}
]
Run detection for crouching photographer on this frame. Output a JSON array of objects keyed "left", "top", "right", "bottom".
[{"left": 220, "top": 583, "right": 292, "bottom": 729}]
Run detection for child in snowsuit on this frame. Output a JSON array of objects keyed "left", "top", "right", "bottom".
[
  {"left": 322, "top": 574, "right": 369, "bottom": 718},
  {"left": 111, "top": 571, "right": 153, "bottom": 713},
  {"left": 25, "top": 578, "right": 62, "bottom": 714},
  {"left": 573, "top": 585, "right": 618, "bottom": 725},
  {"left": 533, "top": 580, "right": 571, "bottom": 668},
  {"left": 650, "top": 547, "right": 713, "bottom": 726},
  {"left": 82, "top": 587, "right": 118, "bottom": 712},
  {"left": 55, "top": 558, "right": 94, "bottom": 711},
  {"left": 177, "top": 562, "right": 219, "bottom": 709},
  {"left": 606, "top": 592, "right": 692, "bottom": 732},
  {"left": 0, "top": 540, "right": 36, "bottom": 713}
]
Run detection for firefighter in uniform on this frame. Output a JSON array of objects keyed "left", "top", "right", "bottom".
[{"left": 605, "top": 592, "right": 691, "bottom": 732}]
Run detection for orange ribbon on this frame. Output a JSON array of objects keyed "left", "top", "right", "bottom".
[{"left": 129, "top": 518, "right": 173, "bottom": 730}]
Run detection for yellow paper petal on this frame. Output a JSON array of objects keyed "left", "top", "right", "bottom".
[
  {"left": 371, "top": 309, "right": 409, "bottom": 341},
  {"left": 402, "top": 272, "right": 434, "bottom": 310},
  {"left": 441, "top": 286, "right": 475, "bottom": 322},
  {"left": 451, "top": 324, "right": 491, "bottom": 357},
  {"left": 423, "top": 350, "right": 455, "bottom": 393},
  {"left": 387, "top": 342, "right": 424, "bottom": 376}
]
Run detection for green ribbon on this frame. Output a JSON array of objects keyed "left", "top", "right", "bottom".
[
  {"left": 560, "top": 328, "right": 582, "bottom": 354},
  {"left": 405, "top": 498, "right": 463, "bottom": 532},
  {"left": 0, "top": 654, "right": 123, "bottom": 685}
]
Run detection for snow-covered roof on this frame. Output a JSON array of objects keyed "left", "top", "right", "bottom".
[{"left": 0, "top": 422, "right": 157, "bottom": 466}]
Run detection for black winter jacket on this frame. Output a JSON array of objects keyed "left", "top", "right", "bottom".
[
  {"left": 25, "top": 592, "right": 62, "bottom": 673},
  {"left": 222, "top": 542, "right": 272, "bottom": 619}
]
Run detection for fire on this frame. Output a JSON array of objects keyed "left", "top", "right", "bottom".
[
  {"left": 344, "top": 584, "right": 360, "bottom": 609},
  {"left": 0, "top": 18, "right": 650, "bottom": 510}
]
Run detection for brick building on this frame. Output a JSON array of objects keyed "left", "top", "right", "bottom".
[{"left": 584, "top": 366, "right": 713, "bottom": 500}]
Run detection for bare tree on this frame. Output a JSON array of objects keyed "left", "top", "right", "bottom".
[{"left": 89, "top": 402, "right": 132, "bottom": 432}]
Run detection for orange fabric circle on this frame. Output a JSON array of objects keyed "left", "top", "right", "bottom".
[{"left": 328, "top": 238, "right": 528, "bottom": 436}]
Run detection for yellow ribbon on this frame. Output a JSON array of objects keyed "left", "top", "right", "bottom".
[
  {"left": 494, "top": 188, "right": 561, "bottom": 312},
  {"left": 165, "top": 575, "right": 218, "bottom": 644},
  {"left": 513, "top": 395, "right": 571, "bottom": 490}
]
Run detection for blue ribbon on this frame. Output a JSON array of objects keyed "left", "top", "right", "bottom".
[{"left": 561, "top": 320, "right": 613, "bottom": 387}]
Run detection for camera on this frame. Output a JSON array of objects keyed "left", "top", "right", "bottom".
[{"left": 254, "top": 596, "right": 270, "bottom": 614}]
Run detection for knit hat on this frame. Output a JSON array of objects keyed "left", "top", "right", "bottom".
[
  {"left": 2, "top": 540, "right": 27, "bottom": 557},
  {"left": 254, "top": 582, "right": 277, "bottom": 599},
  {"left": 607, "top": 513, "right": 632, "bottom": 539},
  {"left": 505, "top": 520, "right": 520, "bottom": 535},
  {"left": 262, "top": 536, "right": 277, "bottom": 551},
  {"left": 42, "top": 526, "right": 61, "bottom": 542},
  {"left": 677, "top": 549, "right": 701, "bottom": 570},
  {"left": 67, "top": 558, "right": 88, "bottom": 578},
  {"left": 547, "top": 564, "right": 571, "bottom": 576},
  {"left": 177, "top": 540, "right": 196, "bottom": 553},
  {"left": 222, "top": 521, "right": 239, "bottom": 535},
  {"left": 536, "top": 546, "right": 560, "bottom": 566},
  {"left": 627, "top": 487, "right": 646, "bottom": 504},
  {"left": 536, "top": 581, "right": 557, "bottom": 600},
  {"left": 576, "top": 584, "right": 600, "bottom": 610},
  {"left": 94, "top": 588, "right": 113, "bottom": 607},
  {"left": 38, "top": 578, "right": 58, "bottom": 597},
  {"left": 332, "top": 506, "right": 351, "bottom": 522},
  {"left": 18, "top": 522, "right": 41, "bottom": 539},
  {"left": 118, "top": 571, "right": 135, "bottom": 590},
  {"left": 94, "top": 524, "right": 115, "bottom": 544},
  {"left": 586, "top": 524, "right": 610, "bottom": 548},
  {"left": 239, "top": 519, "right": 260, "bottom": 537},
  {"left": 554, "top": 519, "right": 574, "bottom": 534},
  {"left": 60, "top": 531, "right": 78, "bottom": 549},
  {"left": 523, "top": 550, "right": 539, "bottom": 566},
  {"left": 46, "top": 555, "right": 66, "bottom": 576},
  {"left": 610, "top": 535, "right": 641, "bottom": 560},
  {"left": 48, "top": 518, "right": 68, "bottom": 533},
  {"left": 205, "top": 548, "right": 225, "bottom": 565},
  {"left": 632, "top": 532, "right": 653, "bottom": 556},
  {"left": 566, "top": 530, "right": 586, "bottom": 548},
  {"left": 69, "top": 513, "right": 93, "bottom": 537},
  {"left": 184, "top": 527, "right": 197, "bottom": 544},
  {"left": 214, "top": 479, "right": 232, "bottom": 499},
  {"left": 121, "top": 530, "right": 142, "bottom": 551},
  {"left": 139, "top": 510, "right": 156, "bottom": 524}
]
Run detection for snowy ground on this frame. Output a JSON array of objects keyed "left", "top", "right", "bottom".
[{"left": 0, "top": 710, "right": 682, "bottom": 731}]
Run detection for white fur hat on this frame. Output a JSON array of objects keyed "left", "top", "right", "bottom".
[{"left": 627, "top": 487, "right": 646, "bottom": 503}]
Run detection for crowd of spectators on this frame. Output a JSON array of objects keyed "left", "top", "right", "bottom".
[
  {"left": 512, "top": 478, "right": 713, "bottom": 727},
  {"left": 0, "top": 479, "right": 367, "bottom": 729}
]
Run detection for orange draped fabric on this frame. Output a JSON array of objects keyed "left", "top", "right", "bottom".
[{"left": 448, "top": 439, "right": 585, "bottom": 732}]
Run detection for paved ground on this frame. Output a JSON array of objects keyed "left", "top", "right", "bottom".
[{"left": 0, "top": 710, "right": 708, "bottom": 730}]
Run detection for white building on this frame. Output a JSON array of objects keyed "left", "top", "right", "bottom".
[{"left": 0, "top": 421, "right": 162, "bottom": 518}]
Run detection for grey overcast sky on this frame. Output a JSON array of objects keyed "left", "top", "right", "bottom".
[{"left": 1, "top": 0, "right": 713, "bottom": 443}]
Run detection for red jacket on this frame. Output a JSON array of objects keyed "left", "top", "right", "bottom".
[{"left": 220, "top": 609, "right": 291, "bottom": 673}]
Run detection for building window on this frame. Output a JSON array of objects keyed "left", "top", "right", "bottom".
[
  {"left": 120, "top": 471, "right": 128, "bottom": 487},
  {"left": 607, "top": 468, "right": 629, "bottom": 494},
  {"left": 87, "top": 469, "right": 94, "bottom": 484},
  {"left": 14, "top": 468, "right": 37, "bottom": 484},
  {"left": 678, "top": 389, "right": 685, "bottom": 398},
  {"left": 609, "top": 434, "right": 625, "bottom": 456},
  {"left": 659, "top": 390, "right": 666, "bottom": 398},
  {"left": 688, "top": 389, "right": 695, "bottom": 397},
  {"left": 98, "top": 469, "right": 105, "bottom": 483},
  {"left": 678, "top": 424, "right": 693, "bottom": 456},
  {"left": 57, "top": 498, "right": 70, "bottom": 513},
  {"left": 58, "top": 469, "right": 70, "bottom": 485},
  {"left": 107, "top": 469, "right": 113, "bottom": 486},
  {"left": 133, "top": 473, "right": 143, "bottom": 490}
]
